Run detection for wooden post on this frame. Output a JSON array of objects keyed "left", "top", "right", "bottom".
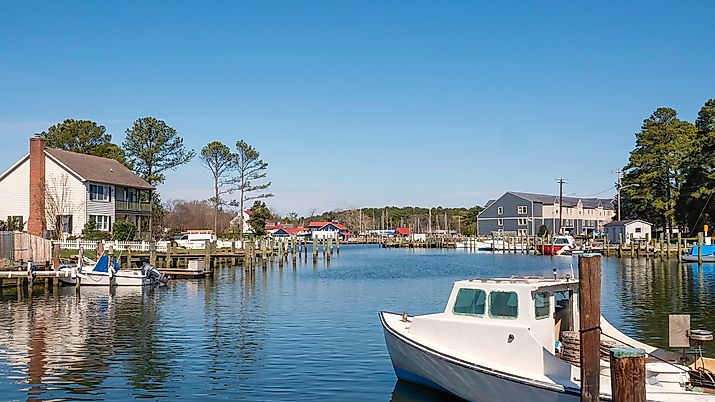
[
  {"left": 127, "top": 246, "right": 133, "bottom": 269},
  {"left": 52, "top": 242, "right": 60, "bottom": 287},
  {"left": 698, "top": 232, "right": 704, "bottom": 265},
  {"left": 630, "top": 234, "right": 635, "bottom": 258},
  {"left": 604, "top": 233, "right": 610, "bottom": 257},
  {"left": 677, "top": 233, "right": 682, "bottom": 262},
  {"left": 618, "top": 233, "right": 623, "bottom": 258},
  {"left": 204, "top": 240, "right": 211, "bottom": 270},
  {"left": 149, "top": 241, "right": 157, "bottom": 266},
  {"left": 578, "top": 254, "right": 601, "bottom": 402},
  {"left": 97, "top": 241, "right": 104, "bottom": 258},
  {"left": 609, "top": 347, "right": 646, "bottom": 402},
  {"left": 666, "top": 233, "right": 671, "bottom": 258}
]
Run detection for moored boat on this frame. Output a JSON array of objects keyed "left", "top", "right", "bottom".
[
  {"left": 682, "top": 245, "right": 715, "bottom": 262},
  {"left": 380, "top": 276, "right": 715, "bottom": 401},
  {"left": 59, "top": 255, "right": 168, "bottom": 286},
  {"left": 537, "top": 235, "right": 575, "bottom": 255}
]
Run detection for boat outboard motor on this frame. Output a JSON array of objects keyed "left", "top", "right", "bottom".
[
  {"left": 141, "top": 262, "right": 169, "bottom": 285},
  {"left": 689, "top": 329, "right": 715, "bottom": 388}
]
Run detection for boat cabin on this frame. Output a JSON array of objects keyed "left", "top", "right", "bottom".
[{"left": 443, "top": 277, "right": 580, "bottom": 355}]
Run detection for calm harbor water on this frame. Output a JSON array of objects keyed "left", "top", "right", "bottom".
[{"left": 1, "top": 245, "right": 714, "bottom": 401}]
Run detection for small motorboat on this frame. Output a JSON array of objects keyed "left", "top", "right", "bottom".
[
  {"left": 682, "top": 245, "right": 715, "bottom": 262},
  {"left": 537, "top": 235, "right": 575, "bottom": 255},
  {"left": 380, "top": 276, "right": 715, "bottom": 401},
  {"left": 454, "top": 241, "right": 493, "bottom": 250},
  {"left": 59, "top": 255, "right": 168, "bottom": 286}
]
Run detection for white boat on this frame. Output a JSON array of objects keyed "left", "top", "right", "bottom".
[
  {"left": 454, "top": 240, "right": 493, "bottom": 250},
  {"left": 682, "top": 245, "right": 715, "bottom": 262},
  {"left": 380, "top": 276, "right": 715, "bottom": 401},
  {"left": 485, "top": 239, "right": 528, "bottom": 251},
  {"left": 59, "top": 255, "right": 168, "bottom": 287}
]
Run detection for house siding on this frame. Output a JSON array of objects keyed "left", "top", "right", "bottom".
[
  {"left": 0, "top": 156, "right": 30, "bottom": 228},
  {"left": 45, "top": 156, "right": 87, "bottom": 236},
  {"left": 86, "top": 182, "right": 115, "bottom": 231},
  {"left": 477, "top": 193, "right": 534, "bottom": 235}
]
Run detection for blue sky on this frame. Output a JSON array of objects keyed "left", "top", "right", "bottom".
[{"left": 1, "top": 1, "right": 713, "bottom": 216}]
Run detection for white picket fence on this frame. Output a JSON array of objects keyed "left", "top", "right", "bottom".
[{"left": 57, "top": 239, "right": 244, "bottom": 252}]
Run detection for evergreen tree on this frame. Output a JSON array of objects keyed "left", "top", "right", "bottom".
[
  {"left": 678, "top": 99, "right": 715, "bottom": 232},
  {"left": 622, "top": 107, "right": 696, "bottom": 234},
  {"left": 41, "top": 119, "right": 127, "bottom": 165}
]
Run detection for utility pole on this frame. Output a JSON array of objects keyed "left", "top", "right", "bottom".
[
  {"left": 614, "top": 170, "right": 623, "bottom": 221},
  {"left": 557, "top": 178, "right": 566, "bottom": 235}
]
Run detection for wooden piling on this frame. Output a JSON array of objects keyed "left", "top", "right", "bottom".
[
  {"left": 609, "top": 347, "right": 646, "bottom": 402},
  {"left": 52, "top": 242, "right": 60, "bottom": 287},
  {"left": 618, "top": 233, "right": 623, "bottom": 258},
  {"left": 698, "top": 232, "right": 704, "bottom": 265},
  {"left": 578, "top": 254, "right": 602, "bottom": 402},
  {"left": 677, "top": 233, "right": 682, "bottom": 262},
  {"left": 630, "top": 234, "right": 635, "bottom": 258},
  {"left": 149, "top": 241, "right": 157, "bottom": 266},
  {"left": 604, "top": 233, "right": 610, "bottom": 257}
]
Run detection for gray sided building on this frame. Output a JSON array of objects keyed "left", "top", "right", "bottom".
[{"left": 476, "top": 191, "right": 615, "bottom": 236}]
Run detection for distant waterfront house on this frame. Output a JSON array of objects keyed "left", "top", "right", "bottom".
[
  {"left": 603, "top": 220, "right": 653, "bottom": 244},
  {"left": 476, "top": 191, "right": 615, "bottom": 236},
  {"left": 394, "top": 227, "right": 413, "bottom": 236},
  {"left": 272, "top": 227, "right": 309, "bottom": 238},
  {"left": 0, "top": 137, "right": 154, "bottom": 239},
  {"left": 308, "top": 221, "right": 350, "bottom": 240},
  {"left": 229, "top": 209, "right": 255, "bottom": 234}
]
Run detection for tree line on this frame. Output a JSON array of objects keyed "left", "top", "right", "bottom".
[
  {"left": 30, "top": 118, "right": 272, "bottom": 240},
  {"left": 621, "top": 99, "right": 715, "bottom": 235}
]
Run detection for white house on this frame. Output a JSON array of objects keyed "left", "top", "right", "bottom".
[
  {"left": 229, "top": 210, "right": 255, "bottom": 235},
  {"left": 0, "top": 137, "right": 154, "bottom": 239},
  {"left": 603, "top": 219, "right": 653, "bottom": 244}
]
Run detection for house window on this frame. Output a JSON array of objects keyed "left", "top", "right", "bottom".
[
  {"left": 90, "top": 215, "right": 111, "bottom": 231},
  {"left": 89, "top": 184, "right": 110, "bottom": 201},
  {"left": 497, "top": 218, "right": 504, "bottom": 226},
  {"left": 635, "top": 227, "right": 642, "bottom": 233},
  {"left": 497, "top": 206, "right": 503, "bottom": 215},
  {"left": 517, "top": 218, "right": 527, "bottom": 226},
  {"left": 489, "top": 291, "right": 518, "bottom": 319},
  {"left": 517, "top": 206, "right": 527, "bottom": 214},
  {"left": 453, "top": 288, "right": 486, "bottom": 316},
  {"left": 517, "top": 229, "right": 527, "bottom": 236},
  {"left": 56, "top": 215, "right": 73, "bottom": 234}
]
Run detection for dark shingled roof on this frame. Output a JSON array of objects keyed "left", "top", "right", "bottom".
[
  {"left": 508, "top": 191, "right": 614, "bottom": 209},
  {"left": 45, "top": 148, "right": 154, "bottom": 189}
]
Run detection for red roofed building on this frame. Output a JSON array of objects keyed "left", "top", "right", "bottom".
[
  {"left": 395, "top": 227, "right": 413, "bottom": 236},
  {"left": 308, "top": 221, "right": 350, "bottom": 240}
]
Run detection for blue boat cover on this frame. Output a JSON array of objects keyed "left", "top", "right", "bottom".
[
  {"left": 92, "top": 255, "right": 122, "bottom": 273},
  {"left": 690, "top": 245, "right": 715, "bottom": 256}
]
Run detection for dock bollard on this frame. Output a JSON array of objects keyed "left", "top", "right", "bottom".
[{"left": 609, "top": 347, "right": 645, "bottom": 402}]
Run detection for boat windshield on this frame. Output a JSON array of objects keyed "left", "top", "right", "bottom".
[{"left": 554, "top": 238, "right": 570, "bottom": 245}]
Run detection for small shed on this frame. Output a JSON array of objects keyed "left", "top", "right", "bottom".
[
  {"left": 603, "top": 220, "right": 653, "bottom": 244},
  {"left": 394, "top": 227, "right": 413, "bottom": 236}
]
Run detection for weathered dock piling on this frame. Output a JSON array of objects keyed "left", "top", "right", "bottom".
[
  {"left": 579, "top": 254, "right": 601, "bottom": 402},
  {"left": 609, "top": 348, "right": 646, "bottom": 402}
]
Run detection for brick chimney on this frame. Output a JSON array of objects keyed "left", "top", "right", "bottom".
[{"left": 28, "top": 136, "right": 47, "bottom": 236}]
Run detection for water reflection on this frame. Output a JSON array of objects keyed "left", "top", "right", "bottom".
[
  {"left": 1, "top": 249, "right": 715, "bottom": 401},
  {"left": 608, "top": 259, "right": 715, "bottom": 354}
]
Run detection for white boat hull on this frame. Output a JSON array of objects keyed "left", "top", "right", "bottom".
[
  {"left": 682, "top": 254, "right": 715, "bottom": 262},
  {"left": 59, "top": 270, "right": 156, "bottom": 286},
  {"left": 381, "top": 312, "right": 578, "bottom": 402}
]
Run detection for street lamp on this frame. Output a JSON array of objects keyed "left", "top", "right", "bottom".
[{"left": 616, "top": 183, "right": 639, "bottom": 221}]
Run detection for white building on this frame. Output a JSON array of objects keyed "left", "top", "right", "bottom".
[
  {"left": 603, "top": 219, "right": 653, "bottom": 244},
  {"left": 229, "top": 210, "right": 255, "bottom": 235},
  {"left": 0, "top": 137, "right": 154, "bottom": 239}
]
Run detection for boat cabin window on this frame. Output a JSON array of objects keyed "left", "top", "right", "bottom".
[
  {"left": 534, "top": 292, "right": 550, "bottom": 319},
  {"left": 489, "top": 291, "right": 518, "bottom": 319},
  {"left": 554, "top": 238, "right": 569, "bottom": 245},
  {"left": 453, "top": 288, "right": 486, "bottom": 316}
]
